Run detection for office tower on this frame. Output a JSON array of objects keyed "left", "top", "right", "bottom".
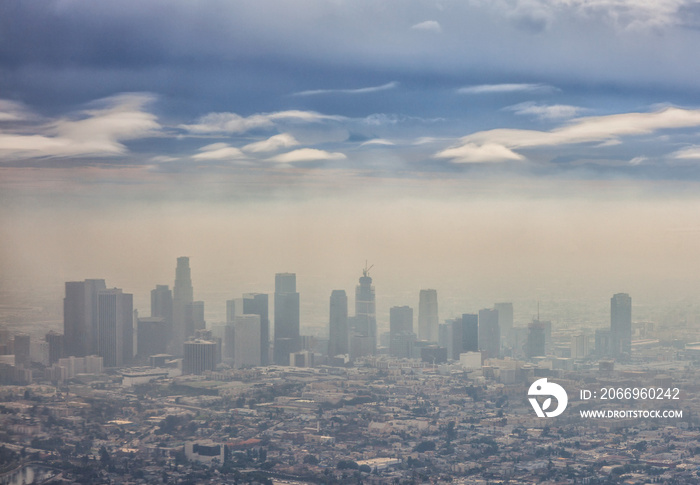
[
  {"left": 389, "top": 306, "right": 415, "bottom": 358},
  {"left": 242, "top": 293, "right": 269, "bottom": 366},
  {"left": 328, "top": 290, "right": 349, "bottom": 357},
  {"left": 151, "top": 285, "right": 173, "bottom": 322},
  {"left": 194, "top": 329, "right": 221, "bottom": 363},
  {"left": 438, "top": 322, "right": 451, "bottom": 356},
  {"left": 182, "top": 339, "right": 216, "bottom": 375},
  {"left": 226, "top": 300, "right": 236, "bottom": 323},
  {"left": 45, "top": 331, "right": 64, "bottom": 365},
  {"left": 542, "top": 320, "right": 552, "bottom": 355},
  {"left": 390, "top": 331, "right": 416, "bottom": 359},
  {"left": 418, "top": 289, "right": 438, "bottom": 342},
  {"left": 421, "top": 345, "right": 447, "bottom": 364},
  {"left": 174, "top": 257, "right": 194, "bottom": 302},
  {"left": 233, "top": 315, "right": 262, "bottom": 369},
  {"left": 494, "top": 302, "right": 513, "bottom": 342},
  {"left": 220, "top": 324, "right": 235, "bottom": 363},
  {"left": 390, "top": 306, "right": 413, "bottom": 335},
  {"left": 150, "top": 285, "right": 173, "bottom": 350},
  {"left": 611, "top": 293, "right": 632, "bottom": 358},
  {"left": 274, "top": 273, "right": 300, "bottom": 365},
  {"left": 97, "top": 288, "right": 134, "bottom": 368},
  {"left": 291, "top": 350, "right": 314, "bottom": 367},
  {"left": 478, "top": 308, "right": 500, "bottom": 359},
  {"left": 137, "top": 317, "right": 169, "bottom": 360},
  {"left": 571, "top": 333, "right": 589, "bottom": 359},
  {"left": 172, "top": 257, "right": 194, "bottom": 354},
  {"left": 190, "top": 301, "right": 205, "bottom": 333},
  {"left": 448, "top": 319, "right": 463, "bottom": 361},
  {"left": 595, "top": 328, "right": 611, "bottom": 356},
  {"left": 526, "top": 321, "right": 546, "bottom": 358},
  {"left": 13, "top": 334, "right": 30, "bottom": 367},
  {"left": 353, "top": 266, "right": 377, "bottom": 357},
  {"left": 63, "top": 279, "right": 106, "bottom": 357},
  {"left": 461, "top": 314, "right": 479, "bottom": 353}
]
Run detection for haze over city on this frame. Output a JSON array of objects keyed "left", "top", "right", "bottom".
[{"left": 3, "top": 2, "right": 700, "bottom": 483}]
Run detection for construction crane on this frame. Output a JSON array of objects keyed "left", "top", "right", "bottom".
[{"left": 362, "top": 260, "right": 374, "bottom": 278}]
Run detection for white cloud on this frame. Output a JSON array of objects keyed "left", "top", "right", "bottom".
[
  {"left": 360, "top": 138, "right": 395, "bottom": 147},
  {"left": 0, "top": 100, "right": 31, "bottom": 122},
  {"left": 435, "top": 142, "right": 525, "bottom": 163},
  {"left": 268, "top": 148, "right": 347, "bottom": 163},
  {"left": 457, "top": 83, "right": 556, "bottom": 95},
  {"left": 480, "top": 0, "right": 688, "bottom": 31},
  {"left": 180, "top": 110, "right": 346, "bottom": 134},
  {"left": 410, "top": 20, "right": 442, "bottom": 33},
  {"left": 242, "top": 133, "right": 299, "bottom": 153},
  {"left": 193, "top": 143, "right": 246, "bottom": 160},
  {"left": 150, "top": 155, "right": 179, "bottom": 163},
  {"left": 0, "top": 93, "right": 159, "bottom": 159},
  {"left": 436, "top": 107, "right": 700, "bottom": 163},
  {"left": 505, "top": 102, "right": 586, "bottom": 120},
  {"left": 293, "top": 82, "right": 398, "bottom": 97},
  {"left": 672, "top": 146, "right": 700, "bottom": 159}
]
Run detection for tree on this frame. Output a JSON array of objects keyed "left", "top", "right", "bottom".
[
  {"left": 303, "top": 455, "right": 319, "bottom": 465},
  {"left": 99, "top": 446, "right": 110, "bottom": 465},
  {"left": 413, "top": 441, "right": 436, "bottom": 453}
]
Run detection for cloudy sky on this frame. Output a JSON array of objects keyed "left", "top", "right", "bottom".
[{"left": 3, "top": 0, "right": 700, "bottom": 325}]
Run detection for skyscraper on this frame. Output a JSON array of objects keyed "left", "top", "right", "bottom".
[
  {"left": 226, "top": 299, "right": 236, "bottom": 323},
  {"left": 526, "top": 320, "right": 546, "bottom": 358},
  {"left": 172, "top": 257, "right": 194, "bottom": 354},
  {"left": 190, "top": 301, "right": 206, "bottom": 333},
  {"left": 183, "top": 339, "right": 216, "bottom": 375},
  {"left": 13, "top": 334, "right": 30, "bottom": 367},
  {"left": 353, "top": 266, "right": 376, "bottom": 357},
  {"left": 97, "top": 288, "right": 133, "bottom": 368},
  {"left": 418, "top": 289, "right": 438, "bottom": 342},
  {"left": 45, "top": 331, "right": 65, "bottom": 365},
  {"left": 63, "top": 279, "right": 106, "bottom": 357},
  {"left": 151, "top": 285, "right": 173, "bottom": 322},
  {"left": 328, "top": 290, "right": 348, "bottom": 357},
  {"left": 242, "top": 293, "right": 269, "bottom": 365},
  {"left": 494, "top": 302, "right": 513, "bottom": 342},
  {"left": 233, "top": 315, "right": 262, "bottom": 369},
  {"left": 137, "top": 317, "right": 169, "bottom": 360},
  {"left": 390, "top": 306, "right": 413, "bottom": 335},
  {"left": 150, "top": 284, "right": 173, "bottom": 350},
  {"left": 461, "top": 314, "right": 479, "bottom": 353},
  {"left": 478, "top": 308, "right": 500, "bottom": 359},
  {"left": 274, "top": 273, "right": 300, "bottom": 365},
  {"left": 611, "top": 293, "right": 632, "bottom": 359}
]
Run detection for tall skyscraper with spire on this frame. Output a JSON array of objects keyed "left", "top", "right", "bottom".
[
  {"left": 418, "top": 289, "right": 438, "bottom": 342},
  {"left": 352, "top": 264, "right": 376, "bottom": 357},
  {"left": 273, "top": 273, "right": 300, "bottom": 365},
  {"left": 611, "top": 293, "right": 632, "bottom": 359},
  {"left": 328, "top": 290, "right": 348, "bottom": 357},
  {"left": 172, "top": 257, "right": 194, "bottom": 354}
]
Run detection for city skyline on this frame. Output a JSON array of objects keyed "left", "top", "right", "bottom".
[
  {"left": 4, "top": 2, "right": 700, "bottom": 327},
  {"left": 2, "top": 2, "right": 700, "bottom": 483}
]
